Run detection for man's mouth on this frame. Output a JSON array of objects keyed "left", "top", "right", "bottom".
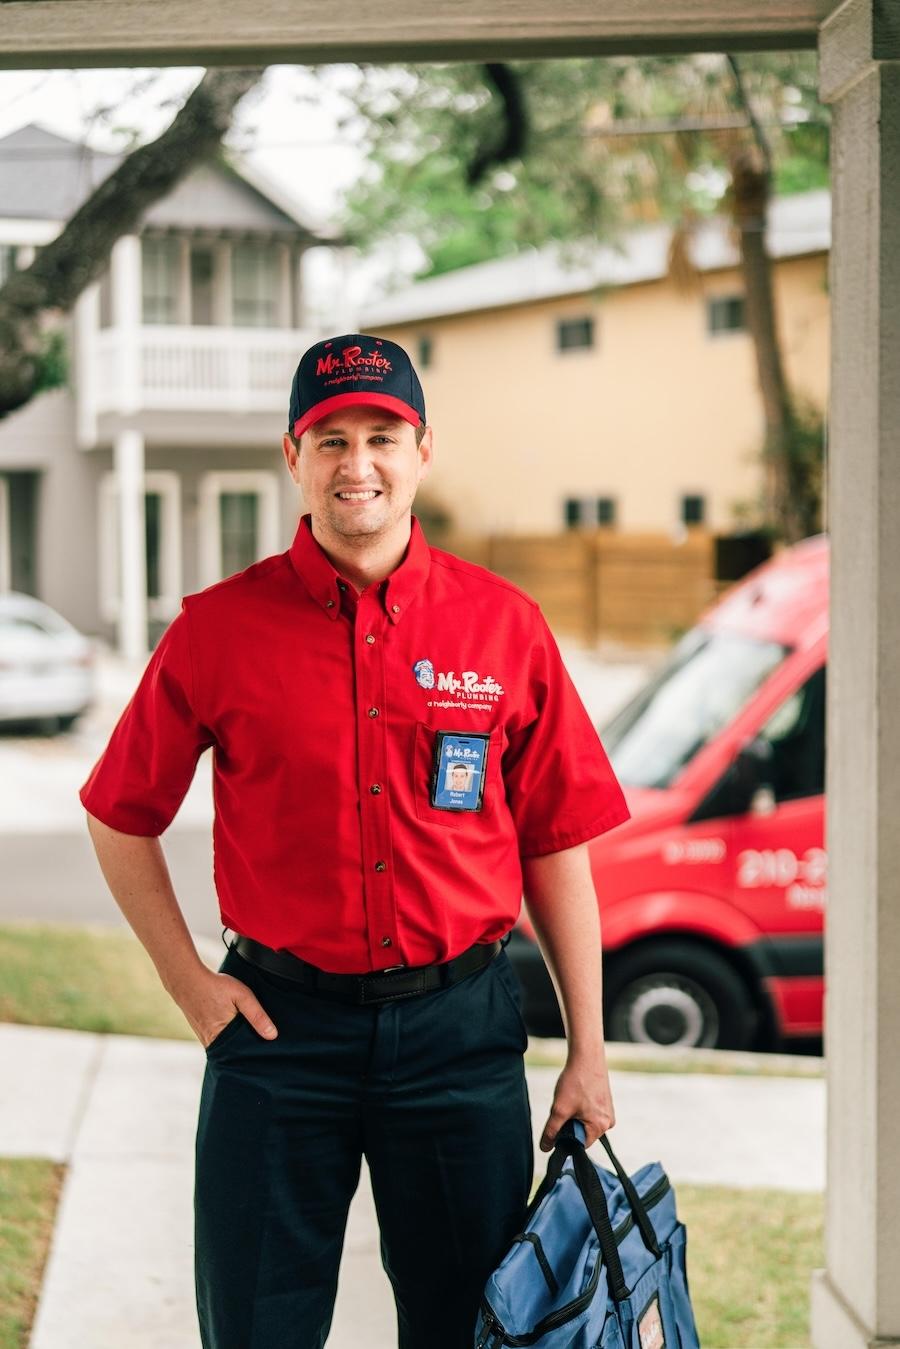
[{"left": 335, "top": 490, "right": 382, "bottom": 501}]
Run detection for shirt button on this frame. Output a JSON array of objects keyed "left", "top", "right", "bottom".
[
  {"left": 325, "top": 599, "right": 335, "bottom": 609},
  {"left": 381, "top": 936, "right": 393, "bottom": 947},
  {"left": 338, "top": 581, "right": 348, "bottom": 591},
  {"left": 368, "top": 707, "right": 379, "bottom": 718},
  {"left": 365, "top": 634, "right": 376, "bottom": 645},
  {"left": 391, "top": 604, "right": 400, "bottom": 614},
  {"left": 374, "top": 860, "right": 387, "bottom": 872},
  {"left": 370, "top": 784, "right": 382, "bottom": 795}
]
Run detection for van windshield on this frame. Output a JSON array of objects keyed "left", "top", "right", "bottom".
[{"left": 601, "top": 628, "right": 788, "bottom": 789}]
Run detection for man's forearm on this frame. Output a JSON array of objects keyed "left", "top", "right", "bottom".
[
  {"left": 84, "top": 811, "right": 208, "bottom": 997},
  {"left": 521, "top": 841, "right": 607, "bottom": 1059}
]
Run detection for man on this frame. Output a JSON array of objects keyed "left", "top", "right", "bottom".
[{"left": 79, "top": 332, "right": 631, "bottom": 1349}]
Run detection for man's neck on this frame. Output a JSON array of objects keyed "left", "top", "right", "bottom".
[{"left": 310, "top": 516, "right": 413, "bottom": 593}]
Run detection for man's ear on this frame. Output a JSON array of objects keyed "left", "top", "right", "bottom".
[
  {"left": 417, "top": 424, "right": 434, "bottom": 482},
  {"left": 282, "top": 432, "right": 300, "bottom": 482}
]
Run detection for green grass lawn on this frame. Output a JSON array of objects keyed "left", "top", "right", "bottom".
[
  {"left": 0, "top": 1159, "right": 64, "bottom": 1349},
  {"left": 0, "top": 921, "right": 198, "bottom": 1040}
]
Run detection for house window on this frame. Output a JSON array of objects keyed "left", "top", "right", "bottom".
[
  {"left": 417, "top": 335, "right": 433, "bottom": 368},
  {"left": 98, "top": 471, "right": 182, "bottom": 622},
  {"left": 564, "top": 495, "right": 617, "bottom": 528},
  {"left": 556, "top": 317, "right": 594, "bottom": 352},
  {"left": 219, "top": 492, "right": 259, "bottom": 575},
  {"left": 232, "top": 242, "right": 279, "bottom": 327},
  {"left": 190, "top": 245, "right": 215, "bottom": 326},
  {"left": 707, "top": 295, "right": 746, "bottom": 335},
  {"left": 199, "top": 471, "right": 280, "bottom": 585},
  {"left": 681, "top": 494, "right": 706, "bottom": 526},
  {"left": 141, "top": 237, "right": 180, "bottom": 324}
]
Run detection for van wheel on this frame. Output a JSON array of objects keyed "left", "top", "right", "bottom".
[{"left": 604, "top": 941, "right": 757, "bottom": 1051}]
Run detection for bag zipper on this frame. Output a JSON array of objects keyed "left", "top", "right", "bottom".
[{"left": 479, "top": 1171, "right": 671, "bottom": 1346}]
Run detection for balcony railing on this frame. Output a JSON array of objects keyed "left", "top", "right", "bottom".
[{"left": 92, "top": 325, "right": 315, "bottom": 416}]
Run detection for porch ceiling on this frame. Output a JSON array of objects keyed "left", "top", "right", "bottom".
[{"left": 0, "top": 0, "right": 840, "bottom": 70}]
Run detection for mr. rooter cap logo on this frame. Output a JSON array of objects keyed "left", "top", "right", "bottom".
[{"left": 316, "top": 344, "right": 393, "bottom": 381}]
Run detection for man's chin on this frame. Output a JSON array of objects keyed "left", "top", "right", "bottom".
[{"left": 326, "top": 507, "right": 390, "bottom": 538}]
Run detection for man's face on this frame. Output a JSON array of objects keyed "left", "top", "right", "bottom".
[
  {"left": 450, "top": 767, "right": 469, "bottom": 791},
  {"left": 282, "top": 404, "right": 433, "bottom": 545}
]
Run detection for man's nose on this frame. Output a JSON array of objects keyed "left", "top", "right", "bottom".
[{"left": 338, "top": 437, "right": 377, "bottom": 478}]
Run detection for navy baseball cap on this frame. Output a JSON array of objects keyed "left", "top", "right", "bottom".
[{"left": 288, "top": 333, "right": 426, "bottom": 439}]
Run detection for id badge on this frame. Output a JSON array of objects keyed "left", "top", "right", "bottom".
[{"left": 430, "top": 731, "right": 490, "bottom": 812}]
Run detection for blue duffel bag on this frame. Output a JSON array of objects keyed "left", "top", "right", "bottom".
[{"left": 474, "top": 1118, "right": 701, "bottom": 1348}]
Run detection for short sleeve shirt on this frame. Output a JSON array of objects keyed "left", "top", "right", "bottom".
[{"left": 79, "top": 513, "right": 630, "bottom": 973}]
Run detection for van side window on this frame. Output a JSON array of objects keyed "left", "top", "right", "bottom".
[{"left": 757, "top": 665, "right": 826, "bottom": 802}]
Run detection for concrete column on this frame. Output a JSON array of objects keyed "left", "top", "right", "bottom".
[
  {"left": 113, "top": 428, "right": 148, "bottom": 663},
  {"left": 110, "top": 234, "right": 141, "bottom": 415},
  {"left": 811, "top": 4, "right": 900, "bottom": 1347}
]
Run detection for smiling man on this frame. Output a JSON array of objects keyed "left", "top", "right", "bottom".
[{"left": 79, "top": 332, "right": 631, "bottom": 1349}]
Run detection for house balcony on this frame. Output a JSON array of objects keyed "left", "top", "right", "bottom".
[{"left": 88, "top": 325, "right": 314, "bottom": 422}]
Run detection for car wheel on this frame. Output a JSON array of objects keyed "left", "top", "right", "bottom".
[
  {"left": 57, "top": 713, "right": 80, "bottom": 733},
  {"left": 603, "top": 940, "right": 758, "bottom": 1051}
]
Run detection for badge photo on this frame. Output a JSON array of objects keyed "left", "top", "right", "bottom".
[{"left": 429, "top": 731, "right": 490, "bottom": 813}]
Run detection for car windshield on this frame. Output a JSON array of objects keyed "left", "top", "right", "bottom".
[{"left": 600, "top": 628, "right": 788, "bottom": 789}]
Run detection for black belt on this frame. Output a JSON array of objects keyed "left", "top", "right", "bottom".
[{"left": 230, "top": 933, "right": 507, "bottom": 1005}]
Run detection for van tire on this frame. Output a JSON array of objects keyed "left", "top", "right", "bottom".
[{"left": 603, "top": 940, "right": 758, "bottom": 1051}]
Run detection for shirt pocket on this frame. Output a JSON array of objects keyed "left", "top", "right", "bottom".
[{"left": 412, "top": 721, "right": 502, "bottom": 829}]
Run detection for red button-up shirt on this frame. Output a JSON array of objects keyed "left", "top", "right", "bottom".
[{"left": 79, "top": 514, "right": 630, "bottom": 973}]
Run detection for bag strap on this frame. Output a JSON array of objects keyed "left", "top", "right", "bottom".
[
  {"left": 524, "top": 1120, "right": 662, "bottom": 1304},
  {"left": 596, "top": 1131, "right": 662, "bottom": 1260}
]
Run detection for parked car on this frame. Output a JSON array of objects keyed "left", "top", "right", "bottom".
[
  {"left": 0, "top": 592, "right": 96, "bottom": 732},
  {"left": 508, "top": 533, "right": 828, "bottom": 1053}
]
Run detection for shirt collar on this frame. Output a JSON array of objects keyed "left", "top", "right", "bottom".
[{"left": 288, "top": 513, "right": 431, "bottom": 624}]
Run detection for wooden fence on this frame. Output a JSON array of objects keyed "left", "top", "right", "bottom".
[{"left": 431, "top": 527, "right": 720, "bottom": 646}]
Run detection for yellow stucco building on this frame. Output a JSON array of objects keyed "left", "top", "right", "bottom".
[{"left": 359, "top": 189, "right": 830, "bottom": 538}]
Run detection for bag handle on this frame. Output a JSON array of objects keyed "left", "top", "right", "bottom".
[{"left": 523, "top": 1119, "right": 661, "bottom": 1303}]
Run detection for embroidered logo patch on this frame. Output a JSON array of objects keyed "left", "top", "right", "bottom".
[
  {"left": 637, "top": 1291, "right": 665, "bottom": 1349},
  {"left": 412, "top": 659, "right": 505, "bottom": 710}
]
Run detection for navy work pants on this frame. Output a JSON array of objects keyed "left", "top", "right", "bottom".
[{"left": 194, "top": 942, "right": 534, "bottom": 1348}]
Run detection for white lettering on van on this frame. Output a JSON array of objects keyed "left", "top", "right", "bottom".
[{"left": 663, "top": 838, "right": 726, "bottom": 865}]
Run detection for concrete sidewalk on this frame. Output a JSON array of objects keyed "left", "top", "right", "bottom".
[{"left": 0, "top": 1018, "right": 824, "bottom": 1349}]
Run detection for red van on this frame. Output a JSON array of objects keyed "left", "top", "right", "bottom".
[{"left": 508, "top": 533, "right": 828, "bottom": 1053}]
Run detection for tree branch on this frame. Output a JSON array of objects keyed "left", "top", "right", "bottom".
[
  {"left": 0, "top": 65, "right": 265, "bottom": 419},
  {"left": 465, "top": 63, "right": 528, "bottom": 187}
]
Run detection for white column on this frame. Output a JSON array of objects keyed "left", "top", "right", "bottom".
[
  {"left": 177, "top": 235, "right": 191, "bottom": 324},
  {"left": 73, "top": 282, "right": 100, "bottom": 449},
  {"left": 113, "top": 428, "right": 148, "bottom": 663},
  {"left": 277, "top": 242, "right": 292, "bottom": 328},
  {"left": 811, "top": 5, "right": 900, "bottom": 1347},
  {"left": 110, "top": 234, "right": 141, "bottom": 415}
]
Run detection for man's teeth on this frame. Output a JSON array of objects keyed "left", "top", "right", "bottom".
[{"left": 337, "top": 491, "right": 380, "bottom": 500}]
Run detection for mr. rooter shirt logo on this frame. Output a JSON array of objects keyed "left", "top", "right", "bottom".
[{"left": 316, "top": 345, "right": 392, "bottom": 388}]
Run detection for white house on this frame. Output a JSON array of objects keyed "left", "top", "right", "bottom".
[{"left": 0, "top": 123, "right": 339, "bottom": 657}]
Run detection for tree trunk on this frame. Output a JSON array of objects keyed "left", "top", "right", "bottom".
[
  {"left": 0, "top": 66, "right": 265, "bottom": 421},
  {"left": 729, "top": 144, "right": 808, "bottom": 542}
]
